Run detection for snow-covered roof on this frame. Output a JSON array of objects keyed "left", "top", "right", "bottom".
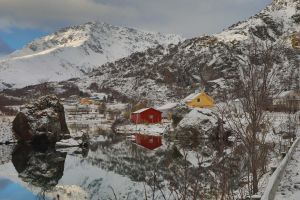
[
  {"left": 91, "top": 92, "right": 107, "bottom": 100},
  {"left": 132, "top": 108, "right": 150, "bottom": 114},
  {"left": 183, "top": 92, "right": 201, "bottom": 102},
  {"left": 132, "top": 107, "right": 161, "bottom": 114},
  {"left": 156, "top": 102, "right": 178, "bottom": 111}
]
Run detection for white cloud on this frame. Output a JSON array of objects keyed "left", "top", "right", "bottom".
[{"left": 0, "top": 0, "right": 272, "bottom": 37}]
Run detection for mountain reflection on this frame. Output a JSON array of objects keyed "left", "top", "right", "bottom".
[{"left": 12, "top": 144, "right": 66, "bottom": 190}]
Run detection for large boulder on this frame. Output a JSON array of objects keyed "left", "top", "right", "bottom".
[
  {"left": 175, "top": 108, "right": 228, "bottom": 141},
  {"left": 12, "top": 95, "right": 70, "bottom": 144}
]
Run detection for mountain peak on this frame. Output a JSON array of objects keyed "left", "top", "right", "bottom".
[{"left": 0, "top": 22, "right": 183, "bottom": 89}]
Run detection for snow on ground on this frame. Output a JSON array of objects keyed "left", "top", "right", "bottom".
[
  {"left": 106, "top": 103, "right": 128, "bottom": 111},
  {"left": 46, "top": 185, "right": 88, "bottom": 200},
  {"left": 275, "top": 144, "right": 300, "bottom": 199},
  {"left": 56, "top": 138, "right": 81, "bottom": 148},
  {"left": 273, "top": 125, "right": 300, "bottom": 200},
  {"left": 116, "top": 122, "right": 170, "bottom": 135},
  {"left": 0, "top": 116, "right": 16, "bottom": 143},
  {"left": 180, "top": 149, "right": 213, "bottom": 168}
]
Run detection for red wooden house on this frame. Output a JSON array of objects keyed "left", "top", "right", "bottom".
[
  {"left": 135, "top": 134, "right": 162, "bottom": 150},
  {"left": 131, "top": 108, "right": 162, "bottom": 124}
]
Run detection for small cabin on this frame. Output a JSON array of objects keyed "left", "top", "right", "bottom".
[
  {"left": 135, "top": 134, "right": 162, "bottom": 150},
  {"left": 131, "top": 108, "right": 162, "bottom": 124},
  {"left": 80, "top": 98, "right": 93, "bottom": 105},
  {"left": 183, "top": 91, "right": 214, "bottom": 108},
  {"left": 267, "top": 90, "right": 300, "bottom": 112}
]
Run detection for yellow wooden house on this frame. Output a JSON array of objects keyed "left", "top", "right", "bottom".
[
  {"left": 80, "top": 98, "right": 93, "bottom": 105},
  {"left": 183, "top": 91, "right": 214, "bottom": 108}
]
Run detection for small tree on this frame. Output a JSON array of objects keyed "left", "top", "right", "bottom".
[
  {"left": 38, "top": 78, "right": 51, "bottom": 96},
  {"left": 219, "top": 36, "right": 289, "bottom": 195}
]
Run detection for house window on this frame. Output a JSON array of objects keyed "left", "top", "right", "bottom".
[
  {"left": 149, "top": 115, "right": 154, "bottom": 119},
  {"left": 197, "top": 98, "right": 200, "bottom": 102}
]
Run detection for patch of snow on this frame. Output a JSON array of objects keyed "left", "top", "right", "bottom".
[
  {"left": 0, "top": 116, "right": 16, "bottom": 143},
  {"left": 56, "top": 138, "right": 81, "bottom": 148}
]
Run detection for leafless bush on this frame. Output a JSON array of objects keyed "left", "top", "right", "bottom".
[{"left": 218, "top": 36, "right": 287, "bottom": 195}]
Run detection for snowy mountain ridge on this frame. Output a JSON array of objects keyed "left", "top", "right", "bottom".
[
  {"left": 0, "top": 0, "right": 299, "bottom": 104},
  {"left": 0, "top": 21, "right": 183, "bottom": 89},
  {"left": 74, "top": 0, "right": 299, "bottom": 104}
]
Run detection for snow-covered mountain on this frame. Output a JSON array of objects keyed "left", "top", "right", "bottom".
[
  {"left": 1, "top": 0, "right": 299, "bottom": 104},
  {"left": 74, "top": 0, "right": 300, "bottom": 104},
  {"left": 0, "top": 21, "right": 183, "bottom": 89}
]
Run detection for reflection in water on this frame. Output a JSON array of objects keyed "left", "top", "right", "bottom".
[
  {"left": 0, "top": 144, "right": 14, "bottom": 165},
  {"left": 135, "top": 134, "right": 162, "bottom": 150},
  {"left": 0, "top": 131, "right": 238, "bottom": 200},
  {"left": 12, "top": 144, "right": 67, "bottom": 191}
]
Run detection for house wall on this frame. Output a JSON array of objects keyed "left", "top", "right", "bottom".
[
  {"left": 187, "top": 93, "right": 214, "bottom": 108},
  {"left": 131, "top": 108, "right": 162, "bottom": 124},
  {"left": 140, "top": 109, "right": 161, "bottom": 123},
  {"left": 131, "top": 113, "right": 141, "bottom": 123}
]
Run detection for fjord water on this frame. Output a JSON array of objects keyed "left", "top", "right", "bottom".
[
  {"left": 0, "top": 135, "right": 169, "bottom": 200},
  {"left": 0, "top": 178, "right": 39, "bottom": 200}
]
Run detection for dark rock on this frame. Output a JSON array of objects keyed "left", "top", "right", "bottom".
[{"left": 12, "top": 95, "right": 70, "bottom": 144}]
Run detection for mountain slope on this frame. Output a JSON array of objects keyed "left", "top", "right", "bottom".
[
  {"left": 0, "top": 22, "right": 183, "bottom": 89},
  {"left": 76, "top": 0, "right": 300, "bottom": 104}
]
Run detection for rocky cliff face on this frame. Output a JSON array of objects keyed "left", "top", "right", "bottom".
[
  {"left": 12, "top": 95, "right": 69, "bottom": 144},
  {"left": 0, "top": 1, "right": 299, "bottom": 104},
  {"left": 75, "top": 0, "right": 299, "bottom": 104},
  {"left": 0, "top": 21, "right": 183, "bottom": 89}
]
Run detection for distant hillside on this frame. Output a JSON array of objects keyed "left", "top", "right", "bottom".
[
  {"left": 1, "top": 0, "right": 299, "bottom": 105},
  {"left": 0, "top": 22, "right": 183, "bottom": 89},
  {"left": 75, "top": 0, "right": 299, "bottom": 104}
]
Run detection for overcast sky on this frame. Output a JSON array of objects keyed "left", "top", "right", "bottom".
[{"left": 0, "top": 0, "right": 271, "bottom": 53}]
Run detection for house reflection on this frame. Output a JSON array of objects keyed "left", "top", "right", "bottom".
[
  {"left": 12, "top": 144, "right": 66, "bottom": 190},
  {"left": 134, "top": 133, "right": 162, "bottom": 150}
]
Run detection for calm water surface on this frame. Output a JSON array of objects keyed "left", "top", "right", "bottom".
[{"left": 0, "top": 134, "right": 175, "bottom": 200}]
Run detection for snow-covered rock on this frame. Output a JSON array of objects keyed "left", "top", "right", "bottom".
[
  {"left": 175, "top": 109, "right": 220, "bottom": 138},
  {"left": 177, "top": 109, "right": 218, "bottom": 131},
  {"left": 12, "top": 95, "right": 70, "bottom": 144}
]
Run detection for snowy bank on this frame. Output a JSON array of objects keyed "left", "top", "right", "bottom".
[
  {"left": 0, "top": 117, "right": 16, "bottom": 144},
  {"left": 116, "top": 123, "right": 169, "bottom": 135},
  {"left": 261, "top": 137, "right": 300, "bottom": 200}
]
